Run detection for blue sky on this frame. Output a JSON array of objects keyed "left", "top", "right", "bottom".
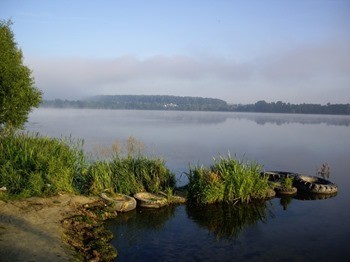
[{"left": 1, "top": 0, "right": 349, "bottom": 103}]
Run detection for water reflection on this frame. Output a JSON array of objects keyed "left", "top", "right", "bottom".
[
  {"left": 138, "top": 111, "right": 350, "bottom": 126},
  {"left": 131, "top": 111, "right": 350, "bottom": 126},
  {"left": 186, "top": 201, "right": 273, "bottom": 240},
  {"left": 279, "top": 196, "right": 293, "bottom": 211},
  {"left": 293, "top": 192, "right": 338, "bottom": 201},
  {"left": 277, "top": 192, "right": 338, "bottom": 211},
  {"left": 229, "top": 113, "right": 350, "bottom": 126},
  {"left": 113, "top": 206, "right": 175, "bottom": 231},
  {"left": 113, "top": 192, "right": 336, "bottom": 239},
  {"left": 27, "top": 109, "right": 350, "bottom": 132}
]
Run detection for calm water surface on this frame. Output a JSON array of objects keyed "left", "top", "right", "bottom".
[{"left": 27, "top": 108, "right": 350, "bottom": 261}]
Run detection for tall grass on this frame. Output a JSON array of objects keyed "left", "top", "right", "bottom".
[
  {"left": 86, "top": 156, "right": 175, "bottom": 195},
  {"left": 0, "top": 132, "right": 88, "bottom": 198},
  {"left": 86, "top": 136, "right": 175, "bottom": 195},
  {"left": 0, "top": 132, "right": 175, "bottom": 199},
  {"left": 1, "top": 132, "right": 268, "bottom": 203},
  {"left": 186, "top": 154, "right": 270, "bottom": 204}
]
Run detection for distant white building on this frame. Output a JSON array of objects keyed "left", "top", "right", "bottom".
[{"left": 163, "top": 103, "right": 178, "bottom": 108}]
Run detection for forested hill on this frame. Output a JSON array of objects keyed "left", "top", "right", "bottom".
[
  {"left": 42, "top": 95, "right": 228, "bottom": 111},
  {"left": 41, "top": 96, "right": 350, "bottom": 115}
]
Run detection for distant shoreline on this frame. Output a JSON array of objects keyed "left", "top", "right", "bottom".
[{"left": 41, "top": 95, "right": 350, "bottom": 115}]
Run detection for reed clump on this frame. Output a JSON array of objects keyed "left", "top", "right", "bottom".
[
  {"left": 85, "top": 136, "right": 175, "bottom": 195},
  {"left": 86, "top": 156, "right": 175, "bottom": 195},
  {"left": 186, "top": 154, "right": 270, "bottom": 204}
]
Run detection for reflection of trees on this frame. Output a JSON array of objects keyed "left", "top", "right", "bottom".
[
  {"left": 162, "top": 112, "right": 350, "bottom": 127},
  {"left": 186, "top": 201, "right": 273, "bottom": 240},
  {"left": 232, "top": 114, "right": 350, "bottom": 126}
]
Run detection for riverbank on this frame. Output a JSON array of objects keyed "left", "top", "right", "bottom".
[{"left": 0, "top": 194, "right": 98, "bottom": 261}]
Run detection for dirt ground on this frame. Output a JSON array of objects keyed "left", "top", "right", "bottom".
[{"left": 0, "top": 194, "right": 98, "bottom": 262}]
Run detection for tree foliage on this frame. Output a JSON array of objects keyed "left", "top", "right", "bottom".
[{"left": 0, "top": 20, "right": 42, "bottom": 130}]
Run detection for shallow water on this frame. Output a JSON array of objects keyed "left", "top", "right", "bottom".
[{"left": 27, "top": 108, "right": 350, "bottom": 261}]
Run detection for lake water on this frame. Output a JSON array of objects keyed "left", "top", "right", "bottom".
[{"left": 27, "top": 108, "right": 350, "bottom": 261}]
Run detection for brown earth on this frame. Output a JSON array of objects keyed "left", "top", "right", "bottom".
[{"left": 0, "top": 194, "right": 98, "bottom": 262}]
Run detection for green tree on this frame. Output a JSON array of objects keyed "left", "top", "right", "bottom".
[{"left": 0, "top": 20, "right": 42, "bottom": 130}]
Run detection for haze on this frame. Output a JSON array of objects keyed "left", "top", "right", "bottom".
[{"left": 1, "top": 0, "right": 349, "bottom": 104}]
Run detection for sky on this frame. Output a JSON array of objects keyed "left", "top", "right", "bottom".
[{"left": 1, "top": 0, "right": 350, "bottom": 104}]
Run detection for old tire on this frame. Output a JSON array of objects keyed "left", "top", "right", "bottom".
[
  {"left": 293, "top": 175, "right": 338, "bottom": 194},
  {"left": 265, "top": 188, "right": 276, "bottom": 199},
  {"left": 134, "top": 192, "right": 168, "bottom": 208},
  {"left": 100, "top": 193, "right": 137, "bottom": 212},
  {"left": 274, "top": 186, "right": 297, "bottom": 196}
]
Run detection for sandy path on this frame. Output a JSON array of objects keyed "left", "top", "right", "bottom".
[{"left": 0, "top": 194, "right": 98, "bottom": 262}]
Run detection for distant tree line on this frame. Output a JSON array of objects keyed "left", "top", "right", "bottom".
[
  {"left": 230, "top": 100, "right": 350, "bottom": 115},
  {"left": 41, "top": 95, "right": 228, "bottom": 111},
  {"left": 41, "top": 96, "right": 350, "bottom": 115}
]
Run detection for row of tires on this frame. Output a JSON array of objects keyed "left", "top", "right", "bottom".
[
  {"left": 99, "top": 172, "right": 338, "bottom": 212},
  {"left": 100, "top": 191, "right": 186, "bottom": 213},
  {"left": 261, "top": 171, "right": 338, "bottom": 195}
]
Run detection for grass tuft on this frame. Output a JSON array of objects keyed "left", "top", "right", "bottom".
[
  {"left": 86, "top": 155, "right": 175, "bottom": 195},
  {"left": 186, "top": 154, "right": 270, "bottom": 204}
]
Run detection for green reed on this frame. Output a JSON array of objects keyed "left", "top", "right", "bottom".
[
  {"left": 0, "top": 132, "right": 175, "bottom": 199},
  {"left": 186, "top": 154, "right": 270, "bottom": 204},
  {"left": 86, "top": 155, "right": 175, "bottom": 195},
  {"left": 86, "top": 136, "right": 175, "bottom": 195},
  {"left": 0, "top": 132, "right": 88, "bottom": 199}
]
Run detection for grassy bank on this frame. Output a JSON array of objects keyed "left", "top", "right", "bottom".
[
  {"left": 1, "top": 132, "right": 271, "bottom": 205},
  {"left": 0, "top": 132, "right": 87, "bottom": 198},
  {"left": 0, "top": 132, "right": 175, "bottom": 200}
]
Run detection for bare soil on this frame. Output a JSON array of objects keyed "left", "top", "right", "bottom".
[{"left": 0, "top": 194, "right": 98, "bottom": 262}]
